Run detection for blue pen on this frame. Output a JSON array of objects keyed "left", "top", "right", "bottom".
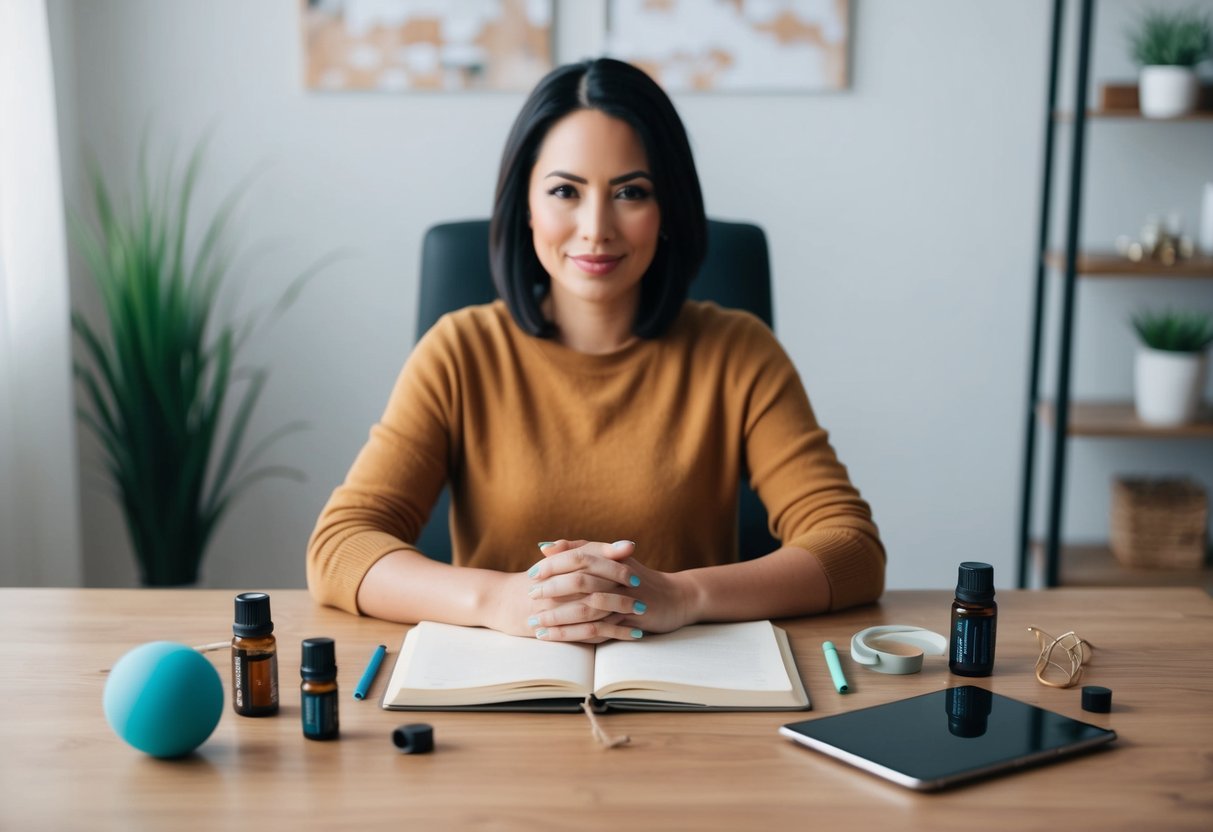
[
  {"left": 353, "top": 644, "right": 388, "bottom": 700},
  {"left": 822, "top": 641, "right": 851, "bottom": 694}
]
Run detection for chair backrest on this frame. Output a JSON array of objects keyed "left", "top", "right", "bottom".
[{"left": 413, "top": 218, "right": 780, "bottom": 562}]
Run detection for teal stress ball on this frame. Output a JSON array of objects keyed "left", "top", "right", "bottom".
[{"left": 103, "top": 641, "right": 224, "bottom": 758}]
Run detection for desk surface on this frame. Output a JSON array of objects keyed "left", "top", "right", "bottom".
[{"left": 1, "top": 588, "right": 1210, "bottom": 831}]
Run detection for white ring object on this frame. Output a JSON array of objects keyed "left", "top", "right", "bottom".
[{"left": 849, "top": 625, "right": 948, "bottom": 674}]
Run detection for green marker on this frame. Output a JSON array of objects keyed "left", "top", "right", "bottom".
[{"left": 822, "top": 641, "right": 851, "bottom": 694}]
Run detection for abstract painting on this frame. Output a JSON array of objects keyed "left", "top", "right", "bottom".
[
  {"left": 605, "top": 0, "right": 850, "bottom": 93},
  {"left": 302, "top": 0, "right": 553, "bottom": 92}
]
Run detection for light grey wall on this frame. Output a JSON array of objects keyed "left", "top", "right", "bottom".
[
  {"left": 0, "top": 0, "right": 82, "bottom": 586},
  {"left": 43, "top": 0, "right": 1213, "bottom": 594}
]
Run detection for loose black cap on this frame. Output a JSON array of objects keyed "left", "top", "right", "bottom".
[
  {"left": 392, "top": 723, "right": 434, "bottom": 754},
  {"left": 955, "top": 562, "right": 995, "bottom": 603},
  {"left": 1082, "top": 685, "right": 1112, "bottom": 713},
  {"left": 233, "top": 592, "right": 274, "bottom": 637},
  {"left": 301, "top": 637, "right": 337, "bottom": 681}
]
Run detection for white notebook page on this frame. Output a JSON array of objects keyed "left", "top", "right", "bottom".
[
  {"left": 592, "top": 620, "right": 792, "bottom": 693},
  {"left": 394, "top": 621, "right": 595, "bottom": 692}
]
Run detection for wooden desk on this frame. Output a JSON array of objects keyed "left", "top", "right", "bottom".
[{"left": 1, "top": 588, "right": 1210, "bottom": 830}]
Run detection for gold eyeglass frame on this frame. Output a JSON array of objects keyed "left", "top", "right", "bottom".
[{"left": 1028, "top": 627, "right": 1095, "bottom": 688}]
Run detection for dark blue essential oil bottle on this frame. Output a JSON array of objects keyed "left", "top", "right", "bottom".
[
  {"left": 301, "top": 637, "right": 339, "bottom": 740},
  {"left": 948, "top": 562, "right": 997, "bottom": 677}
]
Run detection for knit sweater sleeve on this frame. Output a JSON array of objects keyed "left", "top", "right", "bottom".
[
  {"left": 306, "top": 317, "right": 459, "bottom": 613},
  {"left": 731, "top": 316, "right": 886, "bottom": 611}
]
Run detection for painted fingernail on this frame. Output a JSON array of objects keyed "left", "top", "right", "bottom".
[
  {"left": 528, "top": 563, "right": 540, "bottom": 578},
  {"left": 611, "top": 540, "right": 634, "bottom": 552},
  {"left": 630, "top": 629, "right": 644, "bottom": 639},
  {"left": 632, "top": 601, "right": 647, "bottom": 615},
  {"left": 629, "top": 575, "right": 641, "bottom": 587},
  {"left": 538, "top": 542, "right": 555, "bottom": 549},
  {"left": 536, "top": 628, "right": 549, "bottom": 639},
  {"left": 528, "top": 584, "right": 541, "bottom": 599},
  {"left": 528, "top": 616, "right": 540, "bottom": 628}
]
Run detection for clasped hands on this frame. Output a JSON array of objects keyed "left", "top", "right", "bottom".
[{"left": 494, "top": 539, "right": 693, "bottom": 643}]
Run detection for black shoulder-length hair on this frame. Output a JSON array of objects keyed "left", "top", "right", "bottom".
[{"left": 489, "top": 58, "right": 707, "bottom": 339}]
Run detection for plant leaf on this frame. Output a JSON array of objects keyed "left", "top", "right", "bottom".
[{"left": 70, "top": 135, "right": 324, "bottom": 580}]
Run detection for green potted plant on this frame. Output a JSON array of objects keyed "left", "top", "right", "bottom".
[
  {"left": 71, "top": 140, "right": 317, "bottom": 585},
  {"left": 1131, "top": 309, "right": 1213, "bottom": 426},
  {"left": 1127, "top": 6, "right": 1212, "bottom": 118}
]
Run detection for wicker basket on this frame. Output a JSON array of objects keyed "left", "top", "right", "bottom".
[{"left": 1110, "top": 478, "right": 1208, "bottom": 569}]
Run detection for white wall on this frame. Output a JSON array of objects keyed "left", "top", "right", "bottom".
[
  {"left": 37, "top": 0, "right": 1213, "bottom": 593},
  {"left": 0, "top": 0, "right": 83, "bottom": 586}
]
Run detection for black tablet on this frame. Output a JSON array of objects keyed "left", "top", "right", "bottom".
[{"left": 780, "top": 686, "right": 1116, "bottom": 791}]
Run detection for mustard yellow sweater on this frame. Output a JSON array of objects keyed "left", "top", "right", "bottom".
[{"left": 308, "top": 300, "right": 884, "bottom": 614}]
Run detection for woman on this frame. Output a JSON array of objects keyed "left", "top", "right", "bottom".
[{"left": 308, "top": 58, "right": 884, "bottom": 642}]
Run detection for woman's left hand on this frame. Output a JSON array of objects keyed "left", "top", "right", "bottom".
[{"left": 528, "top": 539, "right": 698, "bottom": 642}]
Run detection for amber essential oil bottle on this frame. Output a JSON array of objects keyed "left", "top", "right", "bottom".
[
  {"left": 301, "top": 637, "right": 339, "bottom": 740},
  {"left": 948, "top": 562, "right": 997, "bottom": 677},
  {"left": 232, "top": 592, "right": 279, "bottom": 716}
]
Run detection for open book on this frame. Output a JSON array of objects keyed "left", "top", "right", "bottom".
[{"left": 381, "top": 619, "right": 809, "bottom": 712}]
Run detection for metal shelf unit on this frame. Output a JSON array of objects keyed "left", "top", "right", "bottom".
[{"left": 1017, "top": 0, "right": 1213, "bottom": 588}]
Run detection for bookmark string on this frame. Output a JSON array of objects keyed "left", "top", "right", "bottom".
[
  {"left": 102, "top": 639, "right": 229, "bottom": 673},
  {"left": 581, "top": 698, "right": 630, "bottom": 749},
  {"left": 192, "top": 641, "right": 231, "bottom": 653}
]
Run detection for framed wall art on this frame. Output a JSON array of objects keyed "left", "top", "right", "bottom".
[
  {"left": 302, "top": 0, "right": 553, "bottom": 92},
  {"left": 604, "top": 0, "right": 851, "bottom": 93}
]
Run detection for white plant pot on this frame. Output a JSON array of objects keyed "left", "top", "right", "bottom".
[
  {"left": 1134, "top": 347, "right": 1207, "bottom": 426},
  {"left": 1139, "top": 66, "right": 1199, "bottom": 119}
]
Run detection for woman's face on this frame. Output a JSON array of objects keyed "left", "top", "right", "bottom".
[{"left": 527, "top": 109, "right": 661, "bottom": 315}]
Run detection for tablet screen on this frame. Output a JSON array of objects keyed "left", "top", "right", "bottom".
[{"left": 780, "top": 686, "right": 1116, "bottom": 791}]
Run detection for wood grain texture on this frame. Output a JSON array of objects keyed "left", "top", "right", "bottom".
[
  {"left": 1037, "top": 401, "right": 1213, "bottom": 439},
  {"left": 1043, "top": 251, "right": 1213, "bottom": 278},
  {"left": 1, "top": 588, "right": 1210, "bottom": 831}
]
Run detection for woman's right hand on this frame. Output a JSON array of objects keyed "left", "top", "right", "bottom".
[
  {"left": 482, "top": 569, "right": 552, "bottom": 637},
  {"left": 522, "top": 540, "right": 643, "bottom": 643},
  {"left": 481, "top": 563, "right": 627, "bottom": 641}
]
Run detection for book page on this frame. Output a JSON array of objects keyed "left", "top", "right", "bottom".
[
  {"left": 591, "top": 621, "right": 800, "bottom": 705},
  {"left": 383, "top": 621, "right": 595, "bottom": 707}
]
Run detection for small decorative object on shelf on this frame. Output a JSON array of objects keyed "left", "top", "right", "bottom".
[
  {"left": 1126, "top": 6, "right": 1212, "bottom": 118},
  {"left": 1131, "top": 309, "right": 1213, "bottom": 426},
  {"left": 1115, "top": 214, "right": 1196, "bottom": 265},
  {"left": 1110, "top": 478, "right": 1208, "bottom": 569}
]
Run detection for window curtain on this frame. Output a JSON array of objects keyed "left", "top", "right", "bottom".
[{"left": 0, "top": 0, "right": 82, "bottom": 585}]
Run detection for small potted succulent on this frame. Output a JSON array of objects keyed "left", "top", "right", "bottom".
[
  {"left": 1131, "top": 310, "right": 1213, "bottom": 426},
  {"left": 1127, "top": 7, "right": 1212, "bottom": 118}
]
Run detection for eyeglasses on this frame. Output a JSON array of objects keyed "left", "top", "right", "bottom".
[{"left": 1028, "top": 627, "right": 1095, "bottom": 688}]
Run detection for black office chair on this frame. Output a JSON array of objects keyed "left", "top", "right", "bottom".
[{"left": 413, "top": 218, "right": 781, "bottom": 563}]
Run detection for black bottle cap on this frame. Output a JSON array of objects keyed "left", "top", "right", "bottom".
[
  {"left": 392, "top": 723, "right": 435, "bottom": 754},
  {"left": 233, "top": 592, "right": 274, "bottom": 637},
  {"left": 1082, "top": 685, "right": 1112, "bottom": 713},
  {"left": 301, "top": 637, "right": 337, "bottom": 681},
  {"left": 955, "top": 562, "right": 995, "bottom": 603}
]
